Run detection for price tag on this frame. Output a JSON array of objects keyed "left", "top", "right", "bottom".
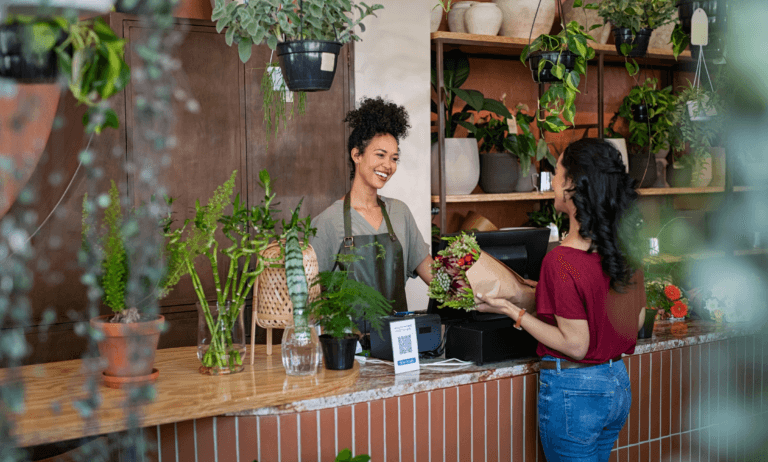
[
  {"left": 390, "top": 319, "right": 419, "bottom": 374},
  {"left": 321, "top": 52, "right": 336, "bottom": 72},
  {"left": 690, "top": 8, "right": 709, "bottom": 46}
]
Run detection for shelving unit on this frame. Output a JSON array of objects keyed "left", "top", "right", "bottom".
[{"left": 431, "top": 31, "right": 702, "bottom": 233}]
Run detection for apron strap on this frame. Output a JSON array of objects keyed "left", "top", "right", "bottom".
[
  {"left": 377, "top": 197, "right": 397, "bottom": 242},
  {"left": 343, "top": 193, "right": 354, "bottom": 248}
]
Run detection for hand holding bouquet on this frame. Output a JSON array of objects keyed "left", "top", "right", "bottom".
[{"left": 428, "top": 232, "right": 536, "bottom": 312}]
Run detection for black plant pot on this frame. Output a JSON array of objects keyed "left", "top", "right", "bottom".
[
  {"left": 276, "top": 40, "right": 342, "bottom": 92},
  {"left": 677, "top": 0, "right": 728, "bottom": 61},
  {"left": 628, "top": 149, "right": 658, "bottom": 188},
  {"left": 638, "top": 309, "right": 657, "bottom": 339},
  {"left": 0, "top": 24, "right": 61, "bottom": 82},
  {"left": 632, "top": 104, "right": 649, "bottom": 122},
  {"left": 527, "top": 51, "right": 577, "bottom": 83},
  {"left": 613, "top": 28, "right": 653, "bottom": 57},
  {"left": 319, "top": 334, "right": 358, "bottom": 370}
]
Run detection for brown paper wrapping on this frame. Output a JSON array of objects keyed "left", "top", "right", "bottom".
[
  {"left": 460, "top": 211, "right": 498, "bottom": 232},
  {"left": 465, "top": 251, "right": 536, "bottom": 311}
]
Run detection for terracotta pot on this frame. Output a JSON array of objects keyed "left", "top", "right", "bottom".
[
  {"left": 493, "top": 0, "right": 556, "bottom": 39},
  {"left": 465, "top": 3, "right": 503, "bottom": 36},
  {"left": 90, "top": 314, "right": 164, "bottom": 386},
  {"left": 447, "top": 1, "right": 476, "bottom": 33}
]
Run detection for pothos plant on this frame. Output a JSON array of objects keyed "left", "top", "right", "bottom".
[
  {"left": 610, "top": 77, "right": 675, "bottom": 154},
  {"left": 211, "top": 0, "right": 384, "bottom": 63},
  {"left": 520, "top": 20, "right": 596, "bottom": 133},
  {"left": 162, "top": 169, "right": 278, "bottom": 371}
]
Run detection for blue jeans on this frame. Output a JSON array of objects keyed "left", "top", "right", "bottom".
[{"left": 538, "top": 356, "right": 631, "bottom": 462}]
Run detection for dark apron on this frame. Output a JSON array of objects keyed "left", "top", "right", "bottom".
[{"left": 335, "top": 193, "right": 408, "bottom": 334}]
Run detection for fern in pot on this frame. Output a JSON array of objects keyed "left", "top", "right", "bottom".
[
  {"left": 307, "top": 253, "right": 393, "bottom": 370},
  {"left": 83, "top": 181, "right": 167, "bottom": 389},
  {"left": 163, "top": 170, "right": 277, "bottom": 375}
]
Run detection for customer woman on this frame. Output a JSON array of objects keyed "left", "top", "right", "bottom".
[
  {"left": 475, "top": 138, "right": 644, "bottom": 462},
  {"left": 310, "top": 97, "right": 432, "bottom": 326}
]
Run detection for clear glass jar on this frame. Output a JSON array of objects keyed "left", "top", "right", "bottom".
[
  {"left": 281, "top": 309, "right": 320, "bottom": 376},
  {"left": 197, "top": 301, "right": 246, "bottom": 375}
]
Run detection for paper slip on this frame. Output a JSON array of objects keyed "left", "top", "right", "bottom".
[{"left": 390, "top": 319, "right": 419, "bottom": 374}]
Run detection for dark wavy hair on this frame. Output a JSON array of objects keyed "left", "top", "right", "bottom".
[
  {"left": 561, "top": 138, "right": 642, "bottom": 291},
  {"left": 344, "top": 96, "right": 411, "bottom": 180}
]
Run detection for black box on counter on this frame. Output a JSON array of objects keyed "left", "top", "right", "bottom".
[
  {"left": 369, "top": 313, "right": 442, "bottom": 361},
  {"left": 445, "top": 318, "right": 537, "bottom": 365}
]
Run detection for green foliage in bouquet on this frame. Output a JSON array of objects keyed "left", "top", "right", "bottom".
[
  {"left": 427, "top": 232, "right": 481, "bottom": 311},
  {"left": 308, "top": 252, "right": 393, "bottom": 339}
]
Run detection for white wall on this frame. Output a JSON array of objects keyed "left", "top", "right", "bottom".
[{"left": 354, "top": 0, "right": 432, "bottom": 310}]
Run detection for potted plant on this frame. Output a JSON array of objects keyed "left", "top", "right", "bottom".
[
  {"left": 667, "top": 81, "right": 723, "bottom": 187},
  {"left": 583, "top": 0, "right": 679, "bottom": 58},
  {"left": 308, "top": 253, "right": 393, "bottom": 371},
  {"left": 431, "top": 49, "right": 513, "bottom": 195},
  {"left": 520, "top": 20, "right": 596, "bottom": 133},
  {"left": 0, "top": 15, "right": 67, "bottom": 82},
  {"left": 468, "top": 105, "right": 555, "bottom": 194},
  {"left": 163, "top": 170, "right": 277, "bottom": 375},
  {"left": 211, "top": 0, "right": 383, "bottom": 91},
  {"left": 82, "top": 181, "right": 166, "bottom": 389},
  {"left": 57, "top": 17, "right": 130, "bottom": 134},
  {"left": 526, "top": 202, "right": 569, "bottom": 241}
]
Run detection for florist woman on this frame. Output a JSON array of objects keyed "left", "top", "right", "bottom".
[
  {"left": 310, "top": 97, "right": 432, "bottom": 333},
  {"left": 476, "top": 138, "right": 645, "bottom": 462}
]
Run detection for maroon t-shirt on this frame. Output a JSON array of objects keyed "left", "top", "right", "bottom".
[{"left": 535, "top": 246, "right": 637, "bottom": 363}]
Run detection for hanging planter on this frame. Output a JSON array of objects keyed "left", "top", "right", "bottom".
[
  {"left": 276, "top": 40, "right": 342, "bottom": 92},
  {"left": 613, "top": 27, "right": 653, "bottom": 57},
  {"left": 0, "top": 20, "right": 65, "bottom": 82},
  {"left": 632, "top": 103, "right": 649, "bottom": 122},
  {"left": 526, "top": 51, "right": 577, "bottom": 83}
]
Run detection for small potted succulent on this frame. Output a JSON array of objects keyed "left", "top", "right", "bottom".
[
  {"left": 521, "top": 20, "right": 595, "bottom": 133},
  {"left": 308, "top": 253, "right": 393, "bottom": 371},
  {"left": 583, "top": 0, "right": 679, "bottom": 58},
  {"left": 82, "top": 181, "right": 166, "bottom": 389},
  {"left": 211, "top": 0, "right": 383, "bottom": 91}
]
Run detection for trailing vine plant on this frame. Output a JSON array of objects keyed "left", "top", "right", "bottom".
[{"left": 260, "top": 62, "right": 307, "bottom": 145}]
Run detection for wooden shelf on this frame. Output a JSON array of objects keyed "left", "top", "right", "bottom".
[
  {"left": 644, "top": 248, "right": 768, "bottom": 263},
  {"left": 431, "top": 31, "right": 693, "bottom": 64},
  {"left": 432, "top": 187, "right": 725, "bottom": 204},
  {"left": 732, "top": 186, "right": 767, "bottom": 193},
  {"left": 734, "top": 248, "right": 768, "bottom": 257}
]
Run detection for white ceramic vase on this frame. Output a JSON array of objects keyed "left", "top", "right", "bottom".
[
  {"left": 648, "top": 12, "right": 679, "bottom": 50},
  {"left": 605, "top": 138, "right": 630, "bottom": 173},
  {"left": 515, "top": 163, "right": 537, "bottom": 192},
  {"left": 492, "top": 0, "right": 556, "bottom": 39},
  {"left": 2, "top": 0, "right": 114, "bottom": 15},
  {"left": 430, "top": 5, "right": 444, "bottom": 33},
  {"left": 561, "top": 0, "right": 611, "bottom": 44},
  {"left": 447, "top": 1, "right": 476, "bottom": 33},
  {"left": 465, "top": 3, "right": 503, "bottom": 36},
  {"left": 431, "top": 139, "right": 481, "bottom": 196}
]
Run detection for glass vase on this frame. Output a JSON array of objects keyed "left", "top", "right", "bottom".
[
  {"left": 197, "top": 301, "right": 245, "bottom": 375},
  {"left": 281, "top": 308, "right": 320, "bottom": 376}
]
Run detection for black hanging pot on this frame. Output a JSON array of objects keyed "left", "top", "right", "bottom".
[
  {"left": 613, "top": 28, "right": 653, "bottom": 57},
  {"left": 0, "top": 24, "right": 62, "bottom": 82},
  {"left": 632, "top": 104, "right": 649, "bottom": 122},
  {"left": 276, "top": 40, "right": 342, "bottom": 92},
  {"left": 677, "top": 0, "right": 728, "bottom": 61},
  {"left": 527, "top": 51, "right": 577, "bottom": 83},
  {"left": 319, "top": 334, "right": 358, "bottom": 370}
]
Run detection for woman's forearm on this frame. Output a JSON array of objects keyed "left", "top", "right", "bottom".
[{"left": 501, "top": 302, "right": 589, "bottom": 360}]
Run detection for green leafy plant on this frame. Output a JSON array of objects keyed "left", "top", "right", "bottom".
[
  {"left": 526, "top": 202, "right": 569, "bottom": 238},
  {"left": 434, "top": 0, "right": 453, "bottom": 13},
  {"left": 670, "top": 23, "right": 690, "bottom": 59},
  {"left": 608, "top": 77, "right": 675, "bottom": 154},
  {"left": 162, "top": 170, "right": 278, "bottom": 370},
  {"left": 211, "top": 0, "right": 384, "bottom": 63},
  {"left": 431, "top": 49, "right": 512, "bottom": 141},
  {"left": 308, "top": 251, "right": 393, "bottom": 339},
  {"left": 259, "top": 63, "right": 307, "bottom": 145},
  {"left": 335, "top": 448, "right": 371, "bottom": 462},
  {"left": 668, "top": 81, "right": 723, "bottom": 169},
  {"left": 585, "top": 0, "right": 678, "bottom": 32},
  {"left": 281, "top": 198, "right": 317, "bottom": 334},
  {"left": 57, "top": 17, "right": 130, "bottom": 134},
  {"left": 520, "top": 20, "right": 596, "bottom": 133},
  {"left": 468, "top": 106, "right": 555, "bottom": 176}
]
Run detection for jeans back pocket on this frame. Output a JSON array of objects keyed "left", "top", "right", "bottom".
[{"left": 563, "top": 390, "right": 614, "bottom": 445}]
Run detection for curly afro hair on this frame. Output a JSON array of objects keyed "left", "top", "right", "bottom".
[{"left": 344, "top": 96, "right": 410, "bottom": 180}]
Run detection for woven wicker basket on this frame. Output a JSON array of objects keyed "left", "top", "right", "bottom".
[{"left": 251, "top": 240, "right": 321, "bottom": 357}]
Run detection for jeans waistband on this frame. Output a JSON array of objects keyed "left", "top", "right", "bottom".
[{"left": 539, "top": 355, "right": 623, "bottom": 370}]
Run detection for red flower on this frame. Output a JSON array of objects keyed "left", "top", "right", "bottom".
[
  {"left": 670, "top": 300, "right": 688, "bottom": 318},
  {"left": 664, "top": 284, "right": 681, "bottom": 301}
]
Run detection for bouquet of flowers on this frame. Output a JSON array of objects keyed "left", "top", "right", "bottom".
[
  {"left": 428, "top": 232, "right": 536, "bottom": 311},
  {"left": 645, "top": 281, "right": 689, "bottom": 320}
]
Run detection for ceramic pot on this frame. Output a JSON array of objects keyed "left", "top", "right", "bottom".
[
  {"left": 561, "top": 0, "right": 611, "bottom": 44},
  {"left": 90, "top": 314, "right": 164, "bottom": 389},
  {"left": 605, "top": 138, "right": 629, "bottom": 173},
  {"left": 479, "top": 152, "right": 519, "bottom": 193},
  {"left": 493, "top": 0, "right": 556, "bottom": 39},
  {"left": 447, "top": 1, "right": 476, "bottom": 33},
  {"left": 431, "top": 139, "right": 481, "bottom": 196},
  {"left": 319, "top": 335, "right": 358, "bottom": 370},
  {"left": 2, "top": 0, "right": 114, "bottom": 15},
  {"left": 465, "top": 3, "right": 503, "bottom": 36},
  {"left": 628, "top": 149, "right": 658, "bottom": 188},
  {"left": 430, "top": 5, "right": 444, "bottom": 33},
  {"left": 709, "top": 147, "right": 726, "bottom": 187},
  {"left": 515, "top": 164, "right": 537, "bottom": 192},
  {"left": 276, "top": 40, "right": 342, "bottom": 92},
  {"left": 690, "top": 151, "right": 713, "bottom": 187},
  {"left": 648, "top": 12, "right": 679, "bottom": 51},
  {"left": 613, "top": 28, "right": 653, "bottom": 57}
]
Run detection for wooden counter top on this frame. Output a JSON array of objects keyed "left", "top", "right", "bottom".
[{"left": 7, "top": 346, "right": 358, "bottom": 447}]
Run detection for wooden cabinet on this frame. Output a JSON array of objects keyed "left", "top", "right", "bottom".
[{"left": 13, "top": 13, "right": 353, "bottom": 364}]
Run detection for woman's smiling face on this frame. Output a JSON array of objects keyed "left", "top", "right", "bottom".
[{"left": 352, "top": 133, "right": 400, "bottom": 189}]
